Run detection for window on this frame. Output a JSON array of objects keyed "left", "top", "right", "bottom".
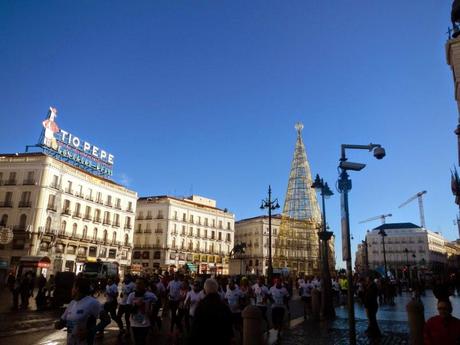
[
  {"left": 227, "top": 222, "right": 231, "bottom": 230},
  {"left": 137, "top": 223, "right": 142, "bottom": 232},
  {"left": 77, "top": 185, "right": 83, "bottom": 197},
  {"left": 190, "top": 215, "right": 194, "bottom": 223},
  {"left": 142, "top": 251, "right": 150, "bottom": 259},
  {"left": 113, "top": 214, "right": 120, "bottom": 227},
  {"left": 45, "top": 217, "right": 51, "bottom": 232},
  {"left": 84, "top": 206, "right": 91, "bottom": 220},
  {"left": 19, "top": 214, "right": 27, "bottom": 229},
  {"left": 0, "top": 214, "right": 7, "bottom": 226},
  {"left": 72, "top": 223, "right": 77, "bottom": 237},
  {"left": 146, "top": 211, "right": 152, "bottom": 220},
  {"left": 218, "top": 232, "right": 222, "bottom": 241},
  {"left": 125, "top": 217, "right": 132, "bottom": 229},
  {"left": 133, "top": 251, "right": 141, "bottom": 259},
  {"left": 24, "top": 171, "right": 35, "bottom": 185},
  {"left": 115, "top": 198, "right": 121, "bottom": 209},
  {"left": 197, "top": 228, "right": 201, "bottom": 237},
  {"left": 83, "top": 226, "right": 88, "bottom": 239},
  {"left": 96, "top": 192, "right": 102, "bottom": 204},
  {"left": 19, "top": 191, "right": 31, "bottom": 207},
  {"left": 93, "top": 228, "right": 98, "bottom": 240},
  {"left": 63, "top": 199, "right": 71, "bottom": 214},
  {"left": 154, "top": 251, "right": 161, "bottom": 259},
  {"left": 204, "top": 230, "right": 208, "bottom": 238},
  {"left": 99, "top": 247, "right": 107, "bottom": 258},
  {"left": 103, "top": 229, "right": 108, "bottom": 243},
  {"left": 189, "top": 227, "right": 193, "bottom": 236},
  {"left": 89, "top": 247, "right": 97, "bottom": 257},
  {"left": 74, "top": 203, "right": 81, "bottom": 217},
  {"left": 212, "top": 219, "right": 215, "bottom": 227},
  {"left": 47, "top": 194, "right": 56, "bottom": 210},
  {"left": 183, "top": 213, "right": 186, "bottom": 221},
  {"left": 226, "top": 233, "right": 231, "bottom": 242},
  {"left": 112, "top": 231, "right": 116, "bottom": 244},
  {"left": 157, "top": 210, "right": 163, "bottom": 219},
  {"left": 124, "top": 234, "right": 129, "bottom": 246},
  {"left": 211, "top": 231, "right": 215, "bottom": 239},
  {"left": 106, "top": 195, "right": 112, "bottom": 206},
  {"left": 66, "top": 181, "right": 72, "bottom": 194},
  {"left": 205, "top": 218, "right": 208, "bottom": 226},
  {"left": 218, "top": 220, "right": 222, "bottom": 229},
  {"left": 182, "top": 225, "right": 186, "bottom": 235},
  {"left": 198, "top": 216, "right": 201, "bottom": 225},
  {"left": 61, "top": 220, "right": 67, "bottom": 234},
  {"left": 103, "top": 211, "right": 110, "bottom": 225},
  {"left": 94, "top": 209, "right": 101, "bottom": 223},
  {"left": 52, "top": 174, "right": 59, "bottom": 187},
  {"left": 174, "top": 211, "right": 178, "bottom": 220},
  {"left": 127, "top": 201, "right": 133, "bottom": 212}
]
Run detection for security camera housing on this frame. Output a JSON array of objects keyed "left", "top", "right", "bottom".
[
  {"left": 339, "top": 161, "right": 366, "bottom": 171},
  {"left": 373, "top": 147, "right": 386, "bottom": 160}
]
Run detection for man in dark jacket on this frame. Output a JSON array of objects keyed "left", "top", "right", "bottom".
[
  {"left": 189, "top": 278, "right": 233, "bottom": 345},
  {"left": 363, "top": 277, "right": 381, "bottom": 338}
]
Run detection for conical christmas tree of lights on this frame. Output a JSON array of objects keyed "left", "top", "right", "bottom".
[{"left": 274, "top": 122, "right": 322, "bottom": 275}]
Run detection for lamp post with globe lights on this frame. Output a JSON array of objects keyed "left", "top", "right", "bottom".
[
  {"left": 260, "top": 185, "right": 280, "bottom": 283},
  {"left": 311, "top": 174, "right": 335, "bottom": 320}
]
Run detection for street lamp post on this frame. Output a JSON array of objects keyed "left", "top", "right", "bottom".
[
  {"left": 378, "top": 229, "right": 388, "bottom": 278},
  {"left": 362, "top": 239, "right": 369, "bottom": 272},
  {"left": 311, "top": 174, "right": 335, "bottom": 320},
  {"left": 260, "top": 185, "right": 280, "bottom": 283},
  {"left": 338, "top": 143, "right": 386, "bottom": 345},
  {"left": 404, "top": 248, "right": 411, "bottom": 288}
]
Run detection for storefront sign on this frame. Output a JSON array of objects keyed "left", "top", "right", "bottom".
[{"left": 41, "top": 107, "right": 114, "bottom": 177}]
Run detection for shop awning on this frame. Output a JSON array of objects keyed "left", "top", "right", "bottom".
[{"left": 19, "top": 256, "right": 51, "bottom": 268}]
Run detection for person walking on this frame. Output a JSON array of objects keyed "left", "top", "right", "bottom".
[
  {"left": 55, "top": 277, "right": 102, "bottom": 345},
  {"left": 167, "top": 273, "right": 182, "bottom": 335},
  {"left": 117, "top": 274, "right": 135, "bottom": 335},
  {"left": 189, "top": 278, "right": 233, "bottom": 345},
  {"left": 269, "top": 278, "right": 290, "bottom": 341},
  {"left": 184, "top": 280, "right": 204, "bottom": 333},
  {"left": 103, "top": 277, "right": 123, "bottom": 332},
  {"left": 127, "top": 278, "right": 157, "bottom": 345},
  {"left": 299, "top": 277, "right": 314, "bottom": 320},
  {"left": 252, "top": 277, "right": 270, "bottom": 331},
  {"left": 363, "top": 276, "right": 381, "bottom": 339}
]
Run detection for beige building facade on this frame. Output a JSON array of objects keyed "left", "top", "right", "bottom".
[
  {"left": 132, "top": 195, "right": 235, "bottom": 274},
  {"left": 0, "top": 152, "right": 137, "bottom": 278}
]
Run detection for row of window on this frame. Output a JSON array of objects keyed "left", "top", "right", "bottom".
[
  {"left": 47, "top": 195, "right": 132, "bottom": 229},
  {"left": 48, "top": 175, "right": 133, "bottom": 211},
  {"left": 0, "top": 171, "right": 35, "bottom": 186},
  {"left": 138, "top": 210, "right": 232, "bottom": 230},
  {"left": 0, "top": 191, "right": 33, "bottom": 208},
  {"left": 38, "top": 241, "right": 127, "bottom": 260}
]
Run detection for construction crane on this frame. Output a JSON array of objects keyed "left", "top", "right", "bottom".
[
  {"left": 359, "top": 214, "right": 393, "bottom": 225},
  {"left": 398, "top": 191, "right": 427, "bottom": 228}
]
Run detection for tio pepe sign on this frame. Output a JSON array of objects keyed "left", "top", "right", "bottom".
[{"left": 42, "top": 107, "right": 114, "bottom": 177}]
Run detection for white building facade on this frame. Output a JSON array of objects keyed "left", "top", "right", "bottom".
[
  {"left": 132, "top": 195, "right": 235, "bottom": 274},
  {"left": 0, "top": 152, "right": 137, "bottom": 278},
  {"left": 366, "top": 223, "right": 447, "bottom": 275}
]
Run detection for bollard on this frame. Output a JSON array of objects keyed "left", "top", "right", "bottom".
[
  {"left": 311, "top": 288, "right": 321, "bottom": 321},
  {"left": 242, "top": 305, "right": 263, "bottom": 345},
  {"left": 406, "top": 299, "right": 425, "bottom": 345}
]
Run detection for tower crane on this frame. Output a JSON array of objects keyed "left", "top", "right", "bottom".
[
  {"left": 359, "top": 213, "right": 392, "bottom": 225},
  {"left": 398, "top": 191, "right": 427, "bottom": 228}
]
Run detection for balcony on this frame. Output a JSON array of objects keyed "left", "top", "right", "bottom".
[
  {"left": 0, "top": 201, "right": 13, "bottom": 208},
  {"left": 112, "top": 222, "right": 120, "bottom": 228},
  {"left": 61, "top": 209, "right": 71, "bottom": 216},
  {"left": 83, "top": 215, "right": 92, "bottom": 221},
  {"left": 94, "top": 217, "right": 101, "bottom": 224},
  {"left": 96, "top": 198, "right": 103, "bottom": 205},
  {"left": 86, "top": 196, "right": 94, "bottom": 202},
  {"left": 50, "top": 183, "right": 61, "bottom": 190},
  {"left": 105, "top": 202, "right": 113, "bottom": 207},
  {"left": 155, "top": 229, "right": 163, "bottom": 234},
  {"left": 103, "top": 219, "right": 111, "bottom": 225},
  {"left": 64, "top": 188, "right": 73, "bottom": 195},
  {"left": 18, "top": 201, "right": 32, "bottom": 208},
  {"left": 114, "top": 204, "right": 121, "bottom": 210},
  {"left": 127, "top": 208, "right": 134, "bottom": 213},
  {"left": 75, "top": 192, "right": 84, "bottom": 198},
  {"left": 136, "top": 216, "right": 144, "bottom": 220},
  {"left": 47, "top": 204, "right": 57, "bottom": 212},
  {"left": 73, "top": 212, "right": 82, "bottom": 218},
  {"left": 145, "top": 215, "right": 153, "bottom": 220},
  {"left": 4, "top": 179, "right": 17, "bottom": 186},
  {"left": 124, "top": 225, "right": 132, "bottom": 230},
  {"left": 23, "top": 179, "right": 36, "bottom": 185}
]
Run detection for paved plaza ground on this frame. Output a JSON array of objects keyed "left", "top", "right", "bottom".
[{"left": 0, "top": 287, "right": 457, "bottom": 344}]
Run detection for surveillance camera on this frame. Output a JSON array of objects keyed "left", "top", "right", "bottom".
[
  {"left": 339, "top": 161, "right": 366, "bottom": 171},
  {"left": 373, "top": 147, "right": 386, "bottom": 160}
]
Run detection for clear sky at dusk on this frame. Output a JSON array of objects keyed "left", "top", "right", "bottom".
[{"left": 0, "top": 1, "right": 458, "bottom": 267}]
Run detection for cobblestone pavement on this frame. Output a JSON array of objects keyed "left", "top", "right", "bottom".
[{"left": 279, "top": 318, "right": 408, "bottom": 345}]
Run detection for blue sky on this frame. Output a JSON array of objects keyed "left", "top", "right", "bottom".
[{"left": 0, "top": 1, "right": 458, "bottom": 267}]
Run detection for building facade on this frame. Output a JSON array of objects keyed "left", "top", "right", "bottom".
[
  {"left": 132, "top": 195, "right": 235, "bottom": 274},
  {"left": 366, "top": 223, "right": 447, "bottom": 276},
  {"left": 0, "top": 152, "right": 137, "bottom": 278},
  {"left": 232, "top": 214, "right": 336, "bottom": 276}
]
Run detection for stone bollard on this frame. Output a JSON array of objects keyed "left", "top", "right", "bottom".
[
  {"left": 242, "top": 305, "right": 263, "bottom": 345},
  {"left": 311, "top": 288, "right": 321, "bottom": 321},
  {"left": 406, "top": 299, "right": 425, "bottom": 345}
]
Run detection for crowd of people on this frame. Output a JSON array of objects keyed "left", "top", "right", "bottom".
[
  {"left": 54, "top": 272, "right": 295, "bottom": 345},
  {"left": 5, "top": 269, "right": 460, "bottom": 344}
]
